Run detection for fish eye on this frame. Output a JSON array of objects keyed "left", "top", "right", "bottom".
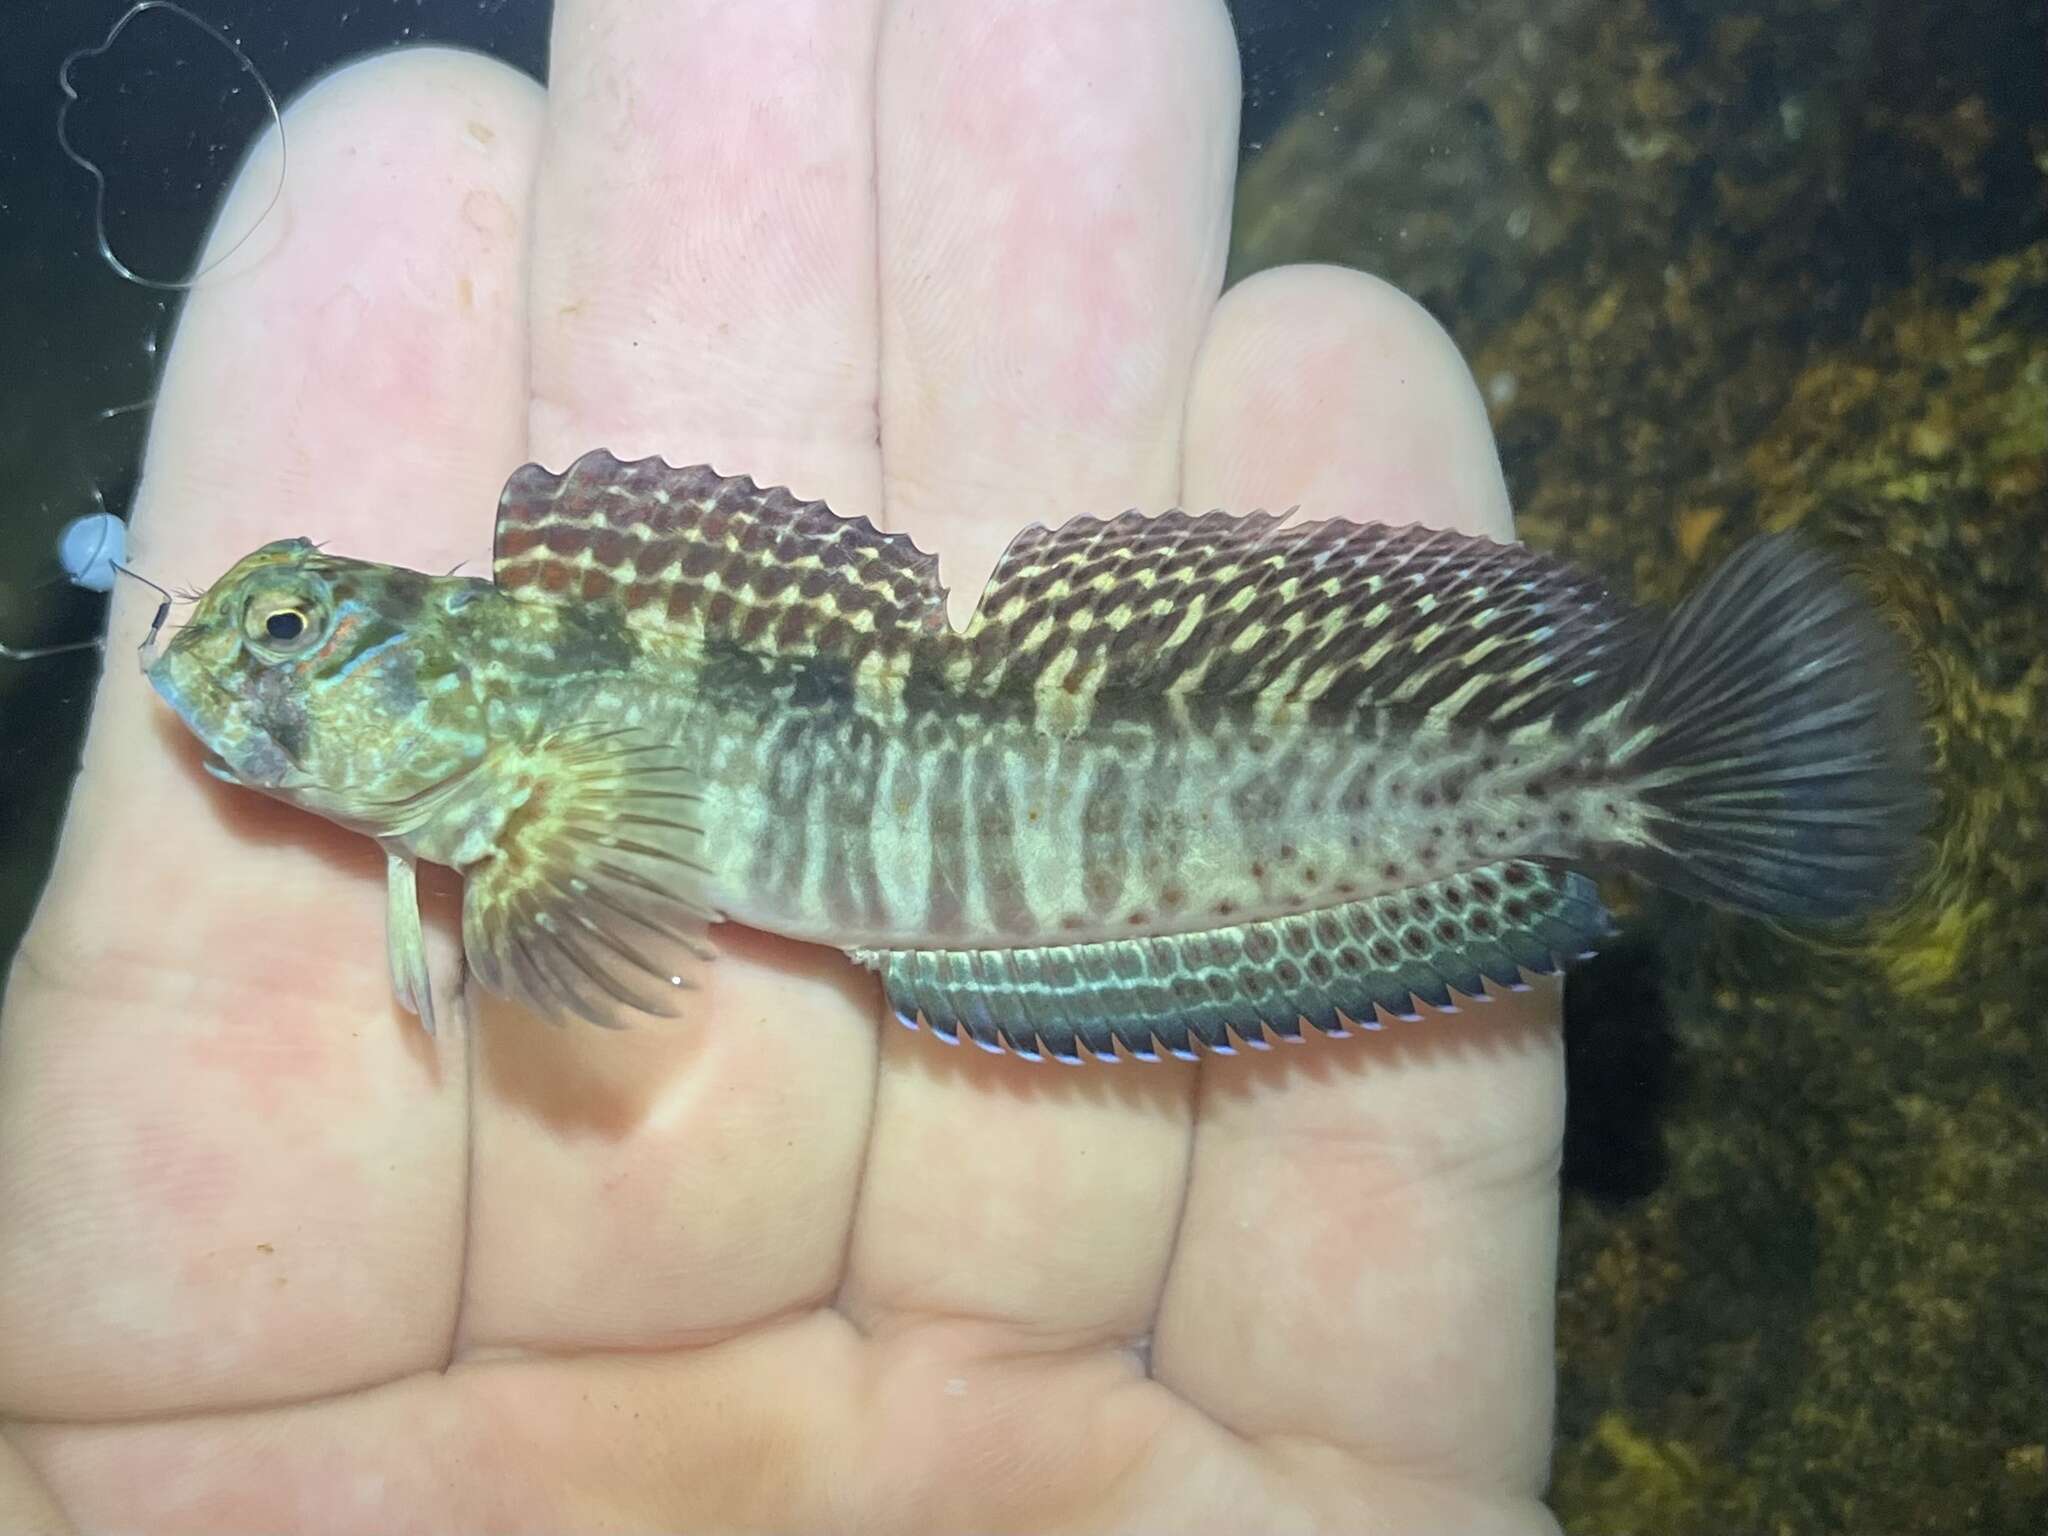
[{"left": 242, "top": 586, "right": 327, "bottom": 654}]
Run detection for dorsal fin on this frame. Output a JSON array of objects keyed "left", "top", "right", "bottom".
[
  {"left": 949, "top": 511, "right": 1634, "bottom": 731},
  {"left": 493, "top": 451, "right": 949, "bottom": 670}
]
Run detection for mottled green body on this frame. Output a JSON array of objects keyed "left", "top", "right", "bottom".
[
  {"left": 147, "top": 451, "right": 1923, "bottom": 1058},
  {"left": 483, "top": 453, "right": 1639, "bottom": 947},
  {"left": 242, "top": 572, "right": 1611, "bottom": 948},
  {"left": 695, "top": 695, "right": 1614, "bottom": 949}
]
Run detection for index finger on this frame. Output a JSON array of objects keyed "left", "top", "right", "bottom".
[
  {"left": 456, "top": 0, "right": 891, "bottom": 1357},
  {"left": 0, "top": 49, "right": 542, "bottom": 1416}
]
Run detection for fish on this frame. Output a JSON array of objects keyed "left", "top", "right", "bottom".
[{"left": 145, "top": 450, "right": 1928, "bottom": 1060}]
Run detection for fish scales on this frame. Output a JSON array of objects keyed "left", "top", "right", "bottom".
[
  {"left": 604, "top": 686, "right": 1570, "bottom": 953},
  {"left": 146, "top": 450, "right": 1928, "bottom": 1056},
  {"left": 494, "top": 457, "right": 1640, "bottom": 948}
]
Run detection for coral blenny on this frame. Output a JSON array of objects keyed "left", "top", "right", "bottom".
[{"left": 147, "top": 450, "right": 1927, "bottom": 1059}]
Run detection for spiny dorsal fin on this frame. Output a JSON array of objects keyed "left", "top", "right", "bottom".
[
  {"left": 950, "top": 511, "right": 1634, "bottom": 730},
  {"left": 493, "top": 451, "right": 949, "bottom": 669}
]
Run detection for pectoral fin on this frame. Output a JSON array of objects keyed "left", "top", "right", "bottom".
[
  {"left": 459, "top": 723, "right": 721, "bottom": 1027},
  {"left": 383, "top": 846, "right": 436, "bottom": 1034}
]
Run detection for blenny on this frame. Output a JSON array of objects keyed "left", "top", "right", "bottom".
[{"left": 146, "top": 451, "right": 1927, "bottom": 1060}]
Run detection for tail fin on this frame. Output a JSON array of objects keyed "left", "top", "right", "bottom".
[{"left": 1613, "top": 534, "right": 1929, "bottom": 920}]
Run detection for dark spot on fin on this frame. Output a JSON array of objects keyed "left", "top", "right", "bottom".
[
  {"left": 492, "top": 450, "right": 949, "bottom": 681},
  {"left": 851, "top": 861, "right": 1609, "bottom": 1063}
]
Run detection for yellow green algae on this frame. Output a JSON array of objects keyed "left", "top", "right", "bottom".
[{"left": 1234, "top": 0, "right": 2046, "bottom": 1529}]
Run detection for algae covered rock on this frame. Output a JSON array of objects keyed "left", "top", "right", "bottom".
[{"left": 1232, "top": 0, "right": 2047, "bottom": 1528}]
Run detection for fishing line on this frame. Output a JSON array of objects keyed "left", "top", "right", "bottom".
[
  {"left": 128, "top": 564, "right": 178, "bottom": 663},
  {"left": 58, "top": 0, "right": 287, "bottom": 291},
  {"left": 12, "top": 6, "right": 282, "bottom": 660},
  {"left": 1, "top": 513, "right": 179, "bottom": 663}
]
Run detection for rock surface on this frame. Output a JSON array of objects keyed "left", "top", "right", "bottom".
[{"left": 1233, "top": 0, "right": 2047, "bottom": 1528}]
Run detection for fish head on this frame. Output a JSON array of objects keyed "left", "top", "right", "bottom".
[{"left": 146, "top": 538, "right": 485, "bottom": 828}]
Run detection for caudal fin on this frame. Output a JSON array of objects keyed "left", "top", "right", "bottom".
[{"left": 1614, "top": 534, "right": 1929, "bottom": 920}]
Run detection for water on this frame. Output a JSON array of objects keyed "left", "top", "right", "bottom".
[
  {"left": 0, "top": 2, "right": 2040, "bottom": 1531},
  {"left": 0, "top": 0, "right": 551, "bottom": 974}
]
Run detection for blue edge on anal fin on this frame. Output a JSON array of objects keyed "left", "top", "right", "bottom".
[{"left": 866, "top": 865, "right": 1614, "bottom": 1066}]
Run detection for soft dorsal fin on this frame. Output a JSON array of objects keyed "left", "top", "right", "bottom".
[
  {"left": 493, "top": 451, "right": 949, "bottom": 668},
  {"left": 950, "top": 511, "right": 1634, "bottom": 730}
]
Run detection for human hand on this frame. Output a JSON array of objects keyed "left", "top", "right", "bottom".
[{"left": 0, "top": 3, "right": 1563, "bottom": 1531}]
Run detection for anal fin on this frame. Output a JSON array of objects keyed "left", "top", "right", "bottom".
[{"left": 852, "top": 860, "right": 1610, "bottom": 1064}]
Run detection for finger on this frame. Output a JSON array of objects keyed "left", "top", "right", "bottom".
[
  {"left": 1156, "top": 265, "right": 1564, "bottom": 1490},
  {"left": 1176, "top": 266, "right": 1514, "bottom": 541},
  {"left": 0, "top": 50, "right": 543, "bottom": 1416},
  {"left": 463, "top": 0, "right": 889, "bottom": 1353},
  {"left": 872, "top": 0, "right": 1242, "bottom": 616},
  {"left": 0, "top": 1433, "right": 69, "bottom": 1536},
  {"left": 839, "top": 0, "right": 1239, "bottom": 1344},
  {"left": 526, "top": 0, "right": 887, "bottom": 510}
]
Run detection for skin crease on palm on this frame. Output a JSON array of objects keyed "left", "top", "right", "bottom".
[{"left": 0, "top": 2, "right": 1572, "bottom": 1532}]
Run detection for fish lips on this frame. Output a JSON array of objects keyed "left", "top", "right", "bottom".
[{"left": 145, "top": 644, "right": 305, "bottom": 792}]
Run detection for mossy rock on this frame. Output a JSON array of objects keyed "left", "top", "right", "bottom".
[{"left": 1233, "top": 1, "right": 2047, "bottom": 1529}]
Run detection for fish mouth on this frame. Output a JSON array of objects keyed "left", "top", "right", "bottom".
[
  {"left": 193, "top": 729, "right": 298, "bottom": 793},
  {"left": 145, "top": 641, "right": 294, "bottom": 791}
]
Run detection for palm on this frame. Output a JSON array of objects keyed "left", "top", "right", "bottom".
[{"left": 1, "top": 4, "right": 1564, "bottom": 1532}]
